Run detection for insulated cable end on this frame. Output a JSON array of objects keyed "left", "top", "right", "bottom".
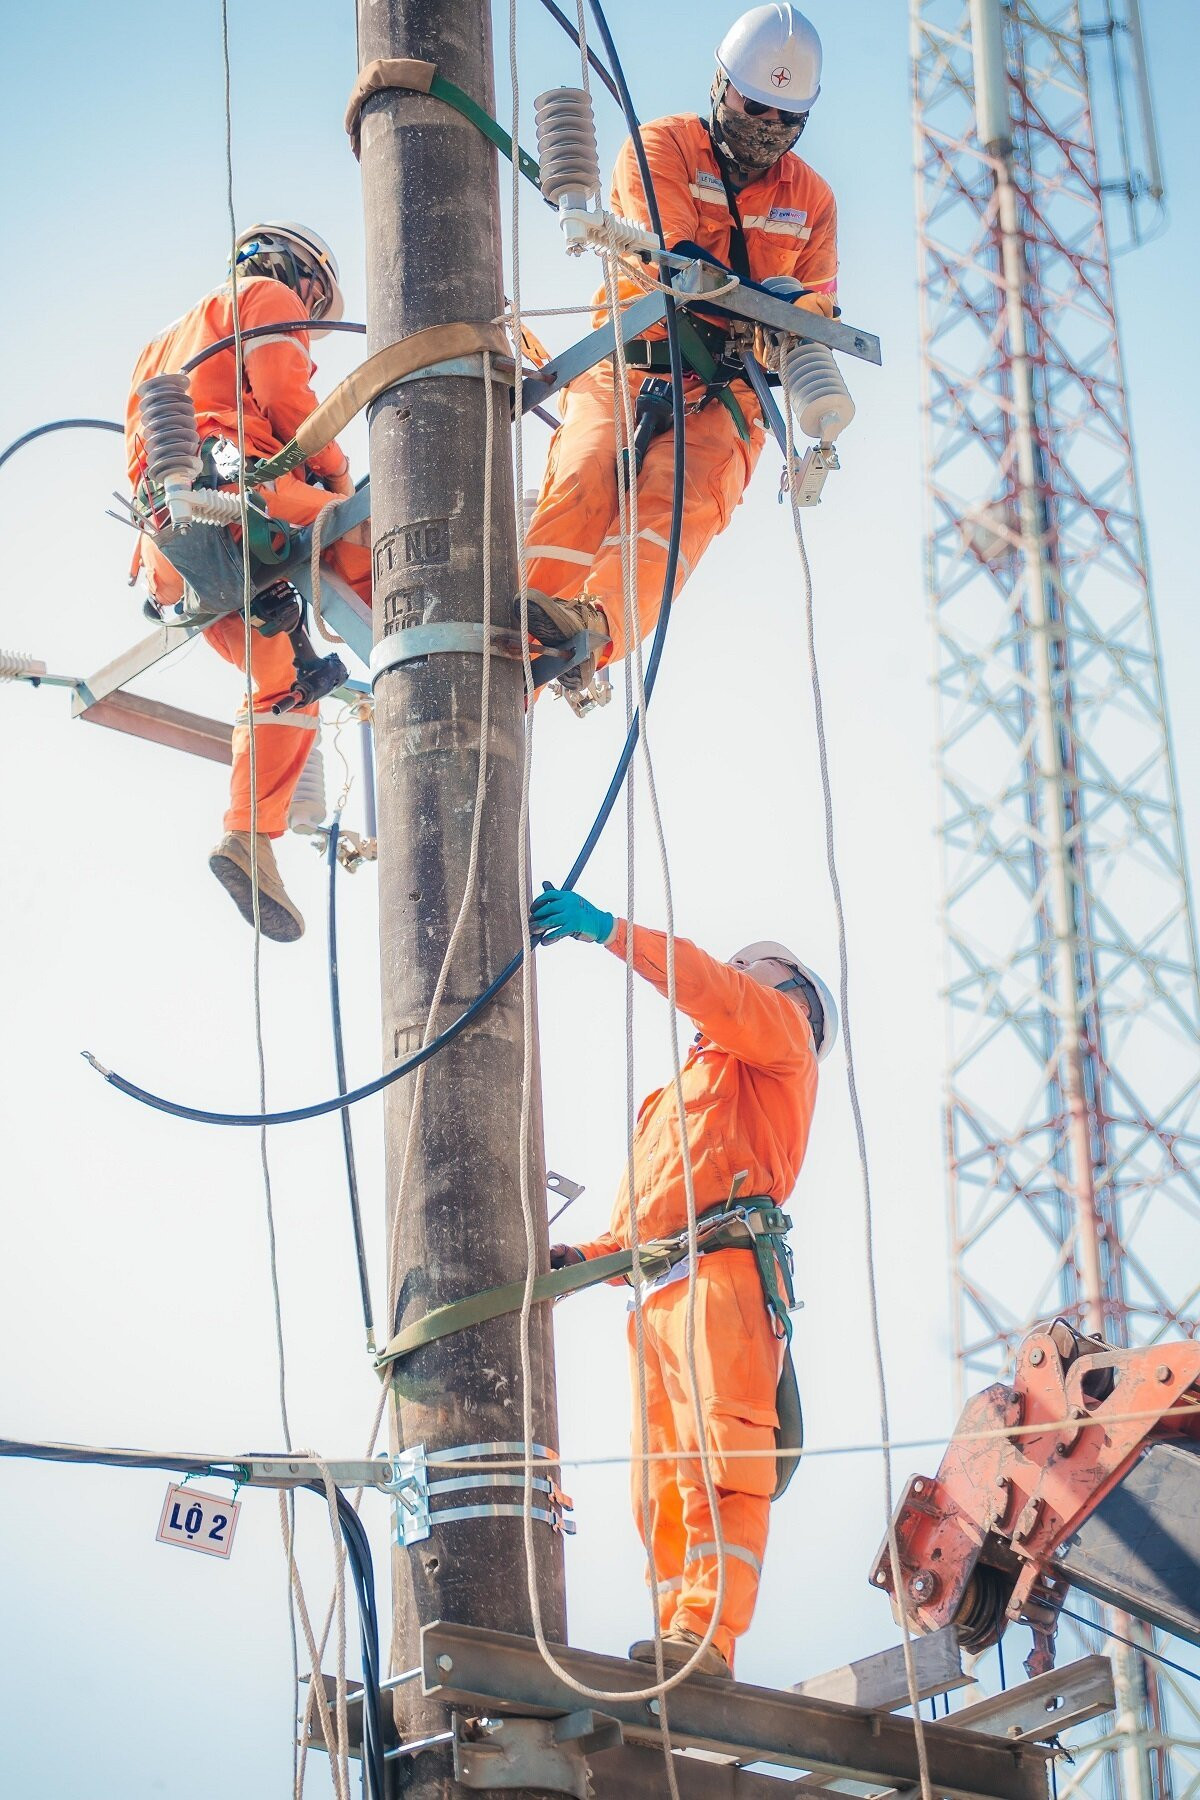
[{"left": 81, "top": 1050, "right": 112, "bottom": 1080}]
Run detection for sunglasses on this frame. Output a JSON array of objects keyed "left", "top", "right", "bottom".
[{"left": 739, "top": 95, "right": 809, "bottom": 126}]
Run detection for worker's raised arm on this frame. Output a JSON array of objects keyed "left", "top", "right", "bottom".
[
  {"left": 611, "top": 118, "right": 701, "bottom": 254},
  {"left": 607, "top": 919, "right": 815, "bottom": 1072},
  {"left": 529, "top": 886, "right": 815, "bottom": 1072},
  {"left": 237, "top": 279, "right": 348, "bottom": 483}
]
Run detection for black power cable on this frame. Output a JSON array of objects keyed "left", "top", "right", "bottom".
[
  {"left": 82, "top": 1, "right": 688, "bottom": 1130},
  {"left": 327, "top": 818, "right": 375, "bottom": 1342},
  {"left": 182, "top": 316, "right": 366, "bottom": 372},
  {"left": 0, "top": 417, "right": 124, "bottom": 474},
  {"left": 535, "top": 0, "right": 622, "bottom": 104},
  {"left": 307, "top": 1484, "right": 386, "bottom": 1800}
]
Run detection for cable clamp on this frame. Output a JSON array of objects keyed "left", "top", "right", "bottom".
[{"left": 387, "top": 1442, "right": 575, "bottom": 1548}]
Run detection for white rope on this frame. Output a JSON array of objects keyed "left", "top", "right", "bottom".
[
  {"left": 780, "top": 360, "right": 934, "bottom": 1800},
  {"left": 218, "top": 8, "right": 305, "bottom": 1784},
  {"left": 280, "top": 1490, "right": 351, "bottom": 1800}
]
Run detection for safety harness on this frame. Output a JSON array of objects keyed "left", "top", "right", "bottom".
[{"left": 374, "top": 1196, "right": 804, "bottom": 1502}]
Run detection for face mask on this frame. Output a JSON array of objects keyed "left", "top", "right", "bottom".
[{"left": 709, "top": 77, "right": 807, "bottom": 180}]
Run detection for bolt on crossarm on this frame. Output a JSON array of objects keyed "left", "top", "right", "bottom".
[{"left": 354, "top": 0, "right": 567, "bottom": 1789}]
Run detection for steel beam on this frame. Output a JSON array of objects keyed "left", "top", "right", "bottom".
[
  {"left": 75, "top": 692, "right": 231, "bottom": 764},
  {"left": 71, "top": 620, "right": 204, "bottom": 714},
  {"left": 420, "top": 1623, "right": 1048, "bottom": 1800},
  {"left": 793, "top": 1627, "right": 967, "bottom": 1710},
  {"left": 937, "top": 1657, "right": 1115, "bottom": 1746},
  {"left": 1056, "top": 1443, "right": 1200, "bottom": 1646}
]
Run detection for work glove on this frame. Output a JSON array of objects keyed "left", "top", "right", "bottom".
[
  {"left": 549, "top": 1244, "right": 585, "bottom": 1270},
  {"left": 530, "top": 882, "right": 614, "bottom": 946}
]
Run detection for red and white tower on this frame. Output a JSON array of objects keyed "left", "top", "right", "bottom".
[{"left": 912, "top": 1, "right": 1200, "bottom": 1794}]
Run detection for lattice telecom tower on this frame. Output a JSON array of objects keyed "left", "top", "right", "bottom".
[{"left": 912, "top": 2, "right": 1200, "bottom": 1798}]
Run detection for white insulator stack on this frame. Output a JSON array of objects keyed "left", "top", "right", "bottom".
[
  {"left": 781, "top": 342, "right": 856, "bottom": 446},
  {"left": 0, "top": 649, "right": 48, "bottom": 682},
  {"left": 136, "top": 372, "right": 202, "bottom": 527},
  {"left": 288, "top": 739, "right": 327, "bottom": 833},
  {"left": 535, "top": 88, "right": 601, "bottom": 251},
  {"left": 187, "top": 490, "right": 245, "bottom": 525}
]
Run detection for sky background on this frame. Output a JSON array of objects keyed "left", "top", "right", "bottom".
[{"left": 1, "top": 1, "right": 1198, "bottom": 1794}]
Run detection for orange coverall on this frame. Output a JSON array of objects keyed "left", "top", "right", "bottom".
[
  {"left": 124, "top": 278, "right": 371, "bottom": 838},
  {"left": 526, "top": 114, "right": 838, "bottom": 665},
  {"left": 576, "top": 921, "right": 819, "bottom": 1668}
]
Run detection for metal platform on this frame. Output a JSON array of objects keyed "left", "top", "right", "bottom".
[{"left": 309, "top": 1623, "right": 1114, "bottom": 1799}]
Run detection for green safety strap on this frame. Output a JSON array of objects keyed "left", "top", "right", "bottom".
[
  {"left": 374, "top": 1248, "right": 638, "bottom": 1376},
  {"left": 428, "top": 72, "right": 541, "bottom": 188},
  {"left": 659, "top": 314, "right": 752, "bottom": 444}
]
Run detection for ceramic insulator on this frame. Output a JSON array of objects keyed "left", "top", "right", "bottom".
[
  {"left": 534, "top": 88, "right": 601, "bottom": 207},
  {"left": 288, "top": 740, "right": 327, "bottom": 832},
  {"left": 136, "top": 373, "right": 201, "bottom": 485},
  {"left": 781, "top": 341, "right": 856, "bottom": 444}
]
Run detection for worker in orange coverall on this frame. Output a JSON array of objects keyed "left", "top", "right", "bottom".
[
  {"left": 531, "top": 882, "right": 838, "bottom": 1678},
  {"left": 125, "top": 222, "right": 370, "bottom": 942},
  {"left": 523, "top": 5, "right": 837, "bottom": 711}
]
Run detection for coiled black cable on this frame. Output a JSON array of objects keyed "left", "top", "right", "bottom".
[{"left": 82, "top": 0, "right": 688, "bottom": 1129}]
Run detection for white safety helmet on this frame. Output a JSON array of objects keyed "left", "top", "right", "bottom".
[
  {"left": 232, "top": 221, "right": 345, "bottom": 336},
  {"left": 730, "top": 939, "right": 839, "bottom": 1061},
  {"left": 715, "top": 5, "right": 823, "bottom": 113}
]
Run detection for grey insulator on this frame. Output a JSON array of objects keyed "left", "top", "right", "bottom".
[
  {"left": 136, "top": 373, "right": 201, "bottom": 484},
  {"left": 781, "top": 341, "right": 856, "bottom": 444},
  {"left": 534, "top": 88, "right": 601, "bottom": 207}
]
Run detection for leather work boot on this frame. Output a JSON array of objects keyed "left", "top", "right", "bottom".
[
  {"left": 628, "top": 1629, "right": 732, "bottom": 1681},
  {"left": 208, "top": 831, "right": 305, "bottom": 943}
]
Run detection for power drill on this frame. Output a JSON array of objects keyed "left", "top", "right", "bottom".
[{"left": 620, "top": 377, "right": 675, "bottom": 489}]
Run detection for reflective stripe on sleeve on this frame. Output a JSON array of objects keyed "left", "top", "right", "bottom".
[
  {"left": 686, "top": 1540, "right": 763, "bottom": 1577},
  {"left": 243, "top": 333, "right": 310, "bottom": 358}
]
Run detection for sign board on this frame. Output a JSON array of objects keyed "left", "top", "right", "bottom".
[{"left": 155, "top": 1484, "right": 240, "bottom": 1560}]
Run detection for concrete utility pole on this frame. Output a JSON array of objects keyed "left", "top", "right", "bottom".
[{"left": 355, "top": 0, "right": 567, "bottom": 1787}]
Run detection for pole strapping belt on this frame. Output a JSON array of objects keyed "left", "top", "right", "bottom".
[
  {"left": 345, "top": 56, "right": 541, "bottom": 187},
  {"left": 249, "top": 321, "right": 513, "bottom": 485},
  {"left": 375, "top": 1248, "right": 639, "bottom": 1374}
]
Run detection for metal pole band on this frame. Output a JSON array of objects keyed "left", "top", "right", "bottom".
[
  {"left": 369, "top": 622, "right": 525, "bottom": 685},
  {"left": 365, "top": 353, "right": 515, "bottom": 426}
]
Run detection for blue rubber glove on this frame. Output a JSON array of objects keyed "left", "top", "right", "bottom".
[{"left": 530, "top": 882, "right": 614, "bottom": 946}]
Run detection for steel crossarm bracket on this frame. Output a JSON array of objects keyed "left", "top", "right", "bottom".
[
  {"left": 420, "top": 1622, "right": 1049, "bottom": 1800},
  {"left": 71, "top": 619, "right": 206, "bottom": 716},
  {"left": 672, "top": 274, "right": 881, "bottom": 366},
  {"left": 934, "top": 1656, "right": 1116, "bottom": 1745},
  {"left": 240, "top": 1455, "right": 399, "bottom": 1489},
  {"left": 521, "top": 292, "right": 667, "bottom": 411}
]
